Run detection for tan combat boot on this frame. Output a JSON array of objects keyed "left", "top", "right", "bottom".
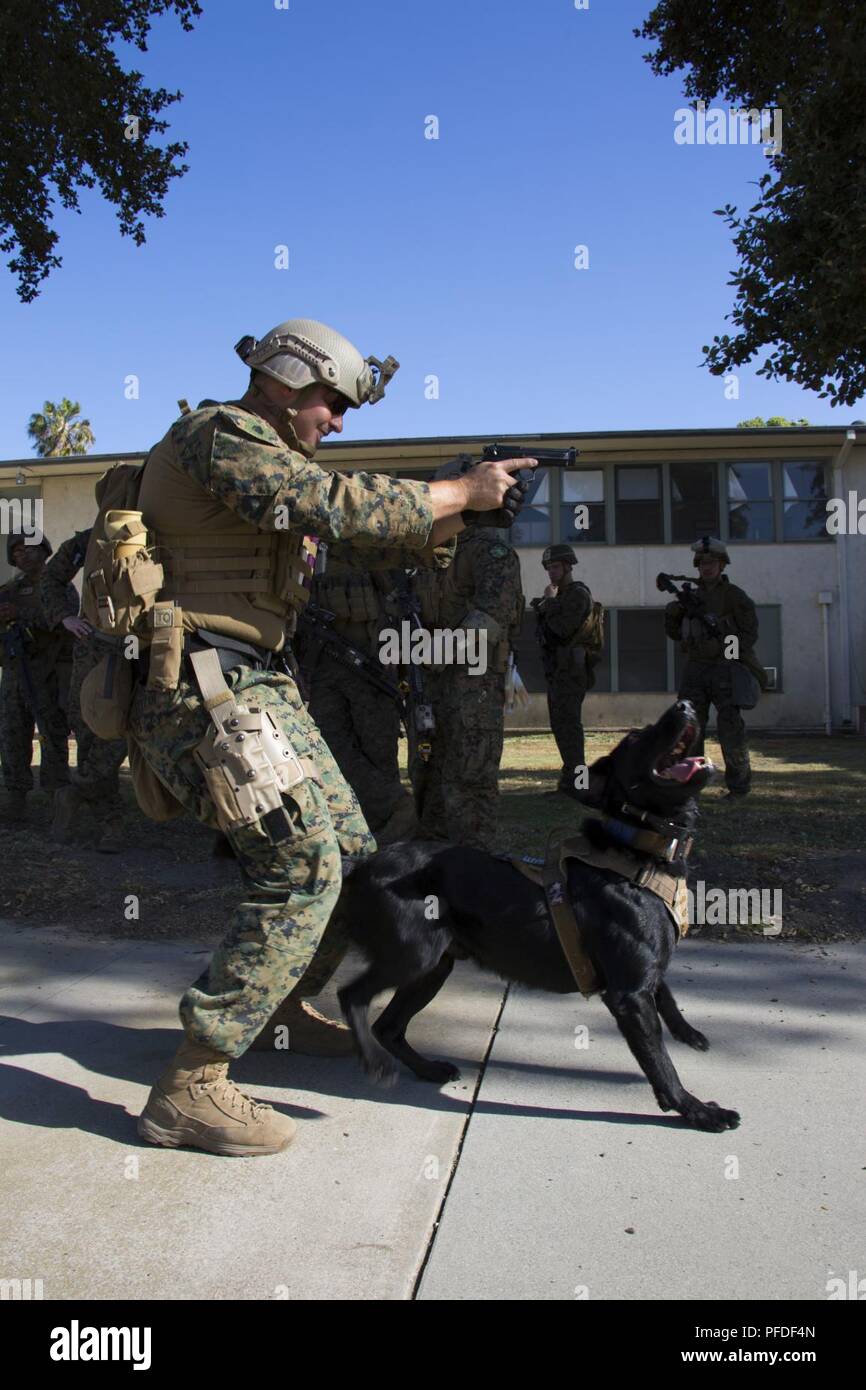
[
  {"left": 249, "top": 997, "right": 356, "bottom": 1055},
  {"left": 137, "top": 1037, "right": 296, "bottom": 1156}
]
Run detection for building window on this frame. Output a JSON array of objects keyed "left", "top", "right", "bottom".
[
  {"left": 754, "top": 604, "right": 782, "bottom": 689},
  {"left": 782, "top": 462, "right": 829, "bottom": 540},
  {"left": 727, "top": 462, "right": 774, "bottom": 541},
  {"left": 671, "top": 461, "right": 719, "bottom": 542},
  {"left": 617, "top": 609, "right": 668, "bottom": 691},
  {"left": 511, "top": 469, "right": 551, "bottom": 546},
  {"left": 615, "top": 466, "right": 663, "bottom": 543},
  {"left": 561, "top": 470, "right": 605, "bottom": 544}
]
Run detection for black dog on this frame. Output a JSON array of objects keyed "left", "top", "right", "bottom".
[{"left": 336, "top": 700, "right": 740, "bottom": 1133}]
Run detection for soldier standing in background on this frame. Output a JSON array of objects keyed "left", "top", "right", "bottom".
[
  {"left": 413, "top": 525, "right": 524, "bottom": 850},
  {"left": 664, "top": 536, "right": 765, "bottom": 798},
  {"left": 531, "top": 544, "right": 599, "bottom": 800},
  {"left": 0, "top": 534, "right": 77, "bottom": 820},
  {"left": 40, "top": 528, "right": 130, "bottom": 852},
  {"left": 303, "top": 559, "right": 417, "bottom": 843}
]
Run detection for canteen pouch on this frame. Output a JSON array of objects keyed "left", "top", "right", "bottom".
[
  {"left": 86, "top": 510, "right": 164, "bottom": 637},
  {"left": 80, "top": 650, "right": 134, "bottom": 739}
]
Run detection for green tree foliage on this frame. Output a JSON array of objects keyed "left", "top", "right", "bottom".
[
  {"left": 636, "top": 1, "right": 866, "bottom": 406},
  {"left": 27, "top": 400, "right": 95, "bottom": 456},
  {"left": 0, "top": 1, "right": 201, "bottom": 302},
  {"left": 736, "top": 417, "right": 810, "bottom": 428}
]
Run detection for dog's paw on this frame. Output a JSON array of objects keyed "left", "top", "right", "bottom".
[
  {"left": 684, "top": 1100, "right": 740, "bottom": 1132},
  {"left": 679, "top": 1027, "right": 710, "bottom": 1051},
  {"left": 416, "top": 1059, "right": 460, "bottom": 1085},
  {"left": 362, "top": 1054, "right": 400, "bottom": 1088}
]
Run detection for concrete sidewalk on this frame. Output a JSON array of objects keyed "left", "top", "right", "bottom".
[
  {"left": 418, "top": 941, "right": 865, "bottom": 1301},
  {"left": 2, "top": 925, "right": 863, "bottom": 1301},
  {"left": 0, "top": 922, "right": 504, "bottom": 1301}
]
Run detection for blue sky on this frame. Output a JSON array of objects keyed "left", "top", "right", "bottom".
[{"left": 2, "top": 0, "right": 859, "bottom": 461}]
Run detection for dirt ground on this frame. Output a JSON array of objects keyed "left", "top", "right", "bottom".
[{"left": 2, "top": 731, "right": 864, "bottom": 944}]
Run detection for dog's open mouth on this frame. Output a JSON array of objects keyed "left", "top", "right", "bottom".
[{"left": 653, "top": 723, "right": 712, "bottom": 783}]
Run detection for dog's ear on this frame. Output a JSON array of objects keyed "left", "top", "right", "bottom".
[{"left": 575, "top": 754, "right": 614, "bottom": 808}]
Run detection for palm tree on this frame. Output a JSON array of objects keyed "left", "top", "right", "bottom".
[{"left": 27, "top": 399, "right": 95, "bottom": 456}]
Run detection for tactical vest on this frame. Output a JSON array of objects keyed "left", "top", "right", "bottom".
[{"left": 135, "top": 407, "right": 318, "bottom": 651}]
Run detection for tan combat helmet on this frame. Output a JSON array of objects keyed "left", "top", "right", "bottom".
[
  {"left": 234, "top": 319, "right": 399, "bottom": 409},
  {"left": 691, "top": 536, "right": 730, "bottom": 568}
]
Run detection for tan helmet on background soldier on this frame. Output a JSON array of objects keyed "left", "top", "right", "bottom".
[
  {"left": 234, "top": 319, "right": 399, "bottom": 456},
  {"left": 691, "top": 536, "right": 730, "bottom": 568}
]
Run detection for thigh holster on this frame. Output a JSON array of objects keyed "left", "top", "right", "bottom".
[{"left": 189, "top": 648, "right": 320, "bottom": 835}]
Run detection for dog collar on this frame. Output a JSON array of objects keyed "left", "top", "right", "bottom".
[{"left": 604, "top": 806, "right": 694, "bottom": 863}]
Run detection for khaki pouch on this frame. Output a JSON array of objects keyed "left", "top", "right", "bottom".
[
  {"left": 80, "top": 650, "right": 134, "bottom": 739},
  {"left": 127, "top": 739, "right": 186, "bottom": 822},
  {"left": 86, "top": 511, "right": 164, "bottom": 637},
  {"left": 147, "top": 602, "right": 184, "bottom": 691}
]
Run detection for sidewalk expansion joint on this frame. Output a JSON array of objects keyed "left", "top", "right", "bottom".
[{"left": 410, "top": 980, "right": 511, "bottom": 1299}]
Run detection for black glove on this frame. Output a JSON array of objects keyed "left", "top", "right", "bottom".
[{"left": 462, "top": 478, "right": 530, "bottom": 528}]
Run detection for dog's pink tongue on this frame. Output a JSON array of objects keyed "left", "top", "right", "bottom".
[{"left": 668, "top": 756, "right": 707, "bottom": 783}]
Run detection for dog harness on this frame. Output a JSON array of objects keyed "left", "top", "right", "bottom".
[{"left": 509, "top": 831, "right": 690, "bottom": 998}]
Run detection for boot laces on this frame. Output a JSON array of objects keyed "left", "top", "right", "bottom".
[{"left": 199, "top": 1068, "right": 268, "bottom": 1121}]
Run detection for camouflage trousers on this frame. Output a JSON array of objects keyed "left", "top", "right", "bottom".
[
  {"left": 678, "top": 659, "right": 751, "bottom": 793},
  {"left": 546, "top": 660, "right": 588, "bottom": 786},
  {"left": 308, "top": 652, "right": 409, "bottom": 833},
  {"left": 128, "top": 663, "right": 375, "bottom": 1057},
  {"left": 0, "top": 657, "right": 70, "bottom": 793},
  {"left": 69, "top": 641, "right": 127, "bottom": 806},
  {"left": 413, "top": 670, "right": 506, "bottom": 852}
]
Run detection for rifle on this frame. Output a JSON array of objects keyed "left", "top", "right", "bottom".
[
  {"left": 656, "top": 573, "right": 721, "bottom": 638},
  {"left": 529, "top": 596, "right": 557, "bottom": 680},
  {"left": 387, "top": 572, "right": 436, "bottom": 764},
  {"left": 0, "top": 622, "right": 40, "bottom": 713},
  {"left": 442, "top": 444, "right": 579, "bottom": 529},
  {"left": 296, "top": 604, "right": 407, "bottom": 713}
]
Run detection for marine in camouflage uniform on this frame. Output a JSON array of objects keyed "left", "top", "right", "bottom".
[
  {"left": 0, "top": 534, "right": 76, "bottom": 818},
  {"left": 664, "top": 536, "right": 763, "bottom": 797},
  {"left": 532, "top": 544, "right": 594, "bottom": 795},
  {"left": 303, "top": 560, "right": 416, "bottom": 842},
  {"left": 413, "top": 526, "right": 523, "bottom": 851},
  {"left": 124, "top": 316, "right": 537, "bottom": 1158},
  {"left": 40, "top": 528, "right": 129, "bottom": 849}
]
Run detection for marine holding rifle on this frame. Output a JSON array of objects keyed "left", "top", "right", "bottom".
[
  {"left": 662, "top": 536, "right": 766, "bottom": 799},
  {"left": 101, "top": 316, "right": 537, "bottom": 1158},
  {"left": 531, "top": 544, "right": 602, "bottom": 800},
  {"left": 0, "top": 534, "right": 77, "bottom": 820}
]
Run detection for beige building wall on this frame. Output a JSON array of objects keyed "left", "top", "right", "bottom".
[{"left": 2, "top": 427, "right": 863, "bottom": 733}]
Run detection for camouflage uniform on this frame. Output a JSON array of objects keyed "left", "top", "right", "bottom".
[
  {"left": 535, "top": 578, "right": 593, "bottom": 785},
  {"left": 40, "top": 530, "right": 127, "bottom": 810},
  {"left": 665, "top": 574, "right": 761, "bottom": 794},
  {"left": 413, "top": 528, "right": 523, "bottom": 851},
  {"left": 304, "top": 562, "right": 412, "bottom": 838},
  {"left": 128, "top": 399, "right": 452, "bottom": 1057},
  {"left": 0, "top": 555, "right": 76, "bottom": 794}
]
